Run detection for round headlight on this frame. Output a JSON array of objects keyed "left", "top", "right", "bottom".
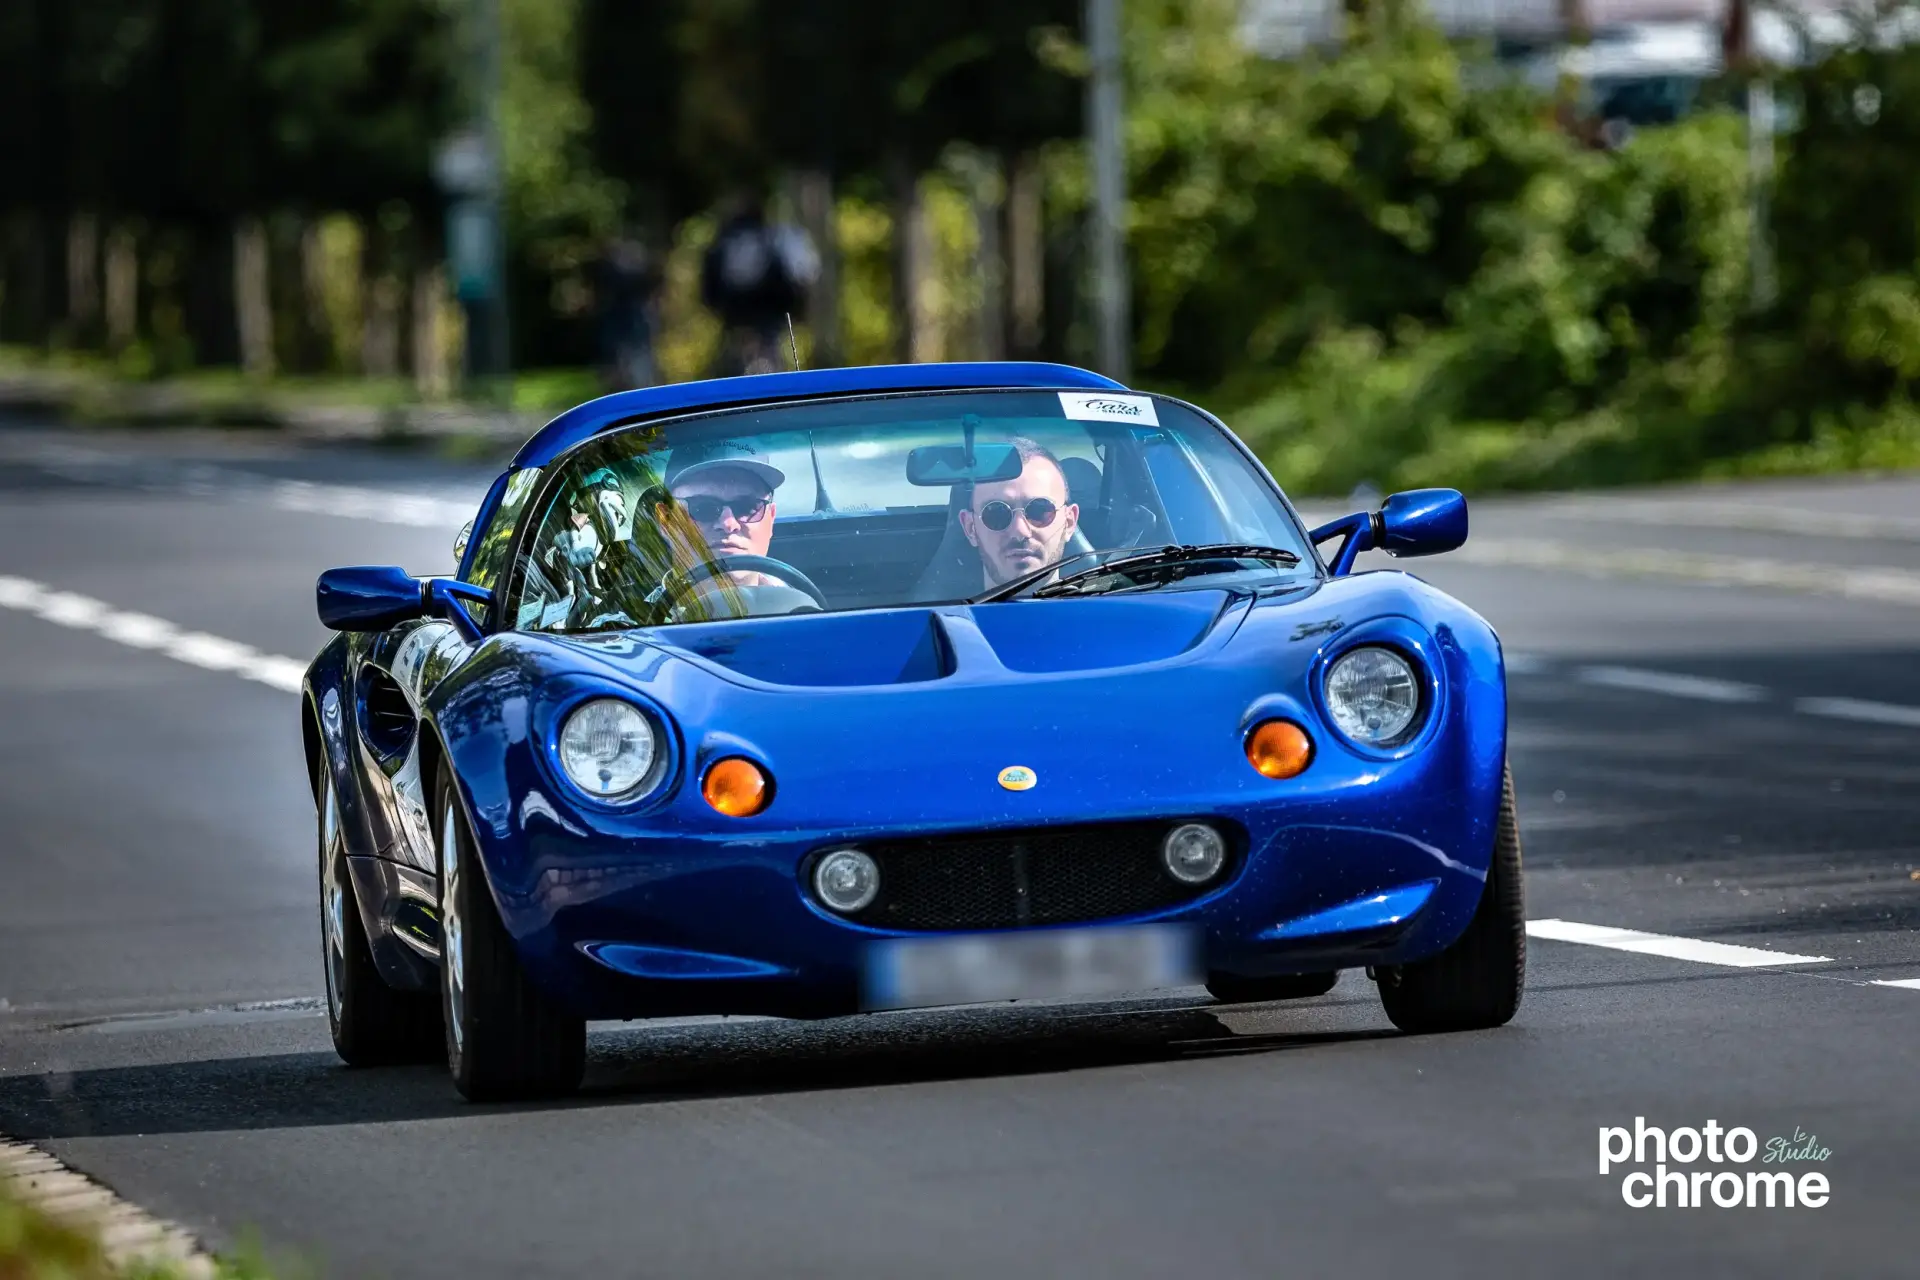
[
  {"left": 1324, "top": 646, "right": 1421, "bottom": 745},
  {"left": 557, "top": 698, "right": 659, "bottom": 799},
  {"left": 1162, "top": 823, "right": 1227, "bottom": 885},
  {"left": 814, "top": 849, "right": 880, "bottom": 913}
]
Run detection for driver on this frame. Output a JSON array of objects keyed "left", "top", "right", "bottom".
[
  {"left": 958, "top": 437, "right": 1080, "bottom": 589},
  {"left": 658, "top": 439, "right": 786, "bottom": 587}
]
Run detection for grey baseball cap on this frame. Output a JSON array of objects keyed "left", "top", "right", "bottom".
[{"left": 662, "top": 438, "right": 786, "bottom": 492}]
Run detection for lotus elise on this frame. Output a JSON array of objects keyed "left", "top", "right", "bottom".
[{"left": 303, "top": 362, "right": 1523, "bottom": 1100}]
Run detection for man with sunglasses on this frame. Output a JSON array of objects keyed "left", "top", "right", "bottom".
[
  {"left": 957, "top": 437, "right": 1081, "bottom": 589},
  {"left": 660, "top": 439, "right": 787, "bottom": 586}
]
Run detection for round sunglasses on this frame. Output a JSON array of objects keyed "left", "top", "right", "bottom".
[
  {"left": 681, "top": 493, "right": 770, "bottom": 525},
  {"left": 977, "top": 497, "right": 1059, "bottom": 532}
]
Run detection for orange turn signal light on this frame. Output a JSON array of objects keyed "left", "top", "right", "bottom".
[
  {"left": 703, "top": 756, "right": 772, "bottom": 817},
  {"left": 1245, "top": 719, "right": 1313, "bottom": 779}
]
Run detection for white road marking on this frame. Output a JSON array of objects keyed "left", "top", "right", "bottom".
[
  {"left": 14, "top": 442, "right": 479, "bottom": 529},
  {"left": 1526, "top": 919, "right": 1832, "bottom": 967},
  {"left": 268, "top": 478, "right": 474, "bottom": 527},
  {"left": 1870, "top": 978, "right": 1920, "bottom": 990},
  {"left": 1458, "top": 539, "right": 1920, "bottom": 608},
  {"left": 0, "top": 1138, "right": 211, "bottom": 1275},
  {"left": 1794, "top": 696, "right": 1920, "bottom": 728},
  {"left": 0, "top": 575, "right": 304, "bottom": 693},
  {"left": 1576, "top": 665, "right": 1768, "bottom": 703},
  {"left": 1543, "top": 497, "right": 1920, "bottom": 543}
]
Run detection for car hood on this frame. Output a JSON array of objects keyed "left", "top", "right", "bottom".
[
  {"left": 598, "top": 590, "right": 1255, "bottom": 688},
  {"left": 465, "top": 574, "right": 1477, "bottom": 831}
]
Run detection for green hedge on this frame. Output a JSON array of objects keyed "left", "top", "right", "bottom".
[{"left": 1122, "top": 5, "right": 1920, "bottom": 492}]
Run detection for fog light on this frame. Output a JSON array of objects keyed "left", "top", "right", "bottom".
[
  {"left": 1245, "top": 719, "right": 1313, "bottom": 779},
  {"left": 814, "top": 849, "right": 880, "bottom": 913},
  {"left": 703, "top": 757, "right": 771, "bottom": 817},
  {"left": 1162, "top": 823, "right": 1227, "bottom": 885}
]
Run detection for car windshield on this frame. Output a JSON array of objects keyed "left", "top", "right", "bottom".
[{"left": 503, "top": 388, "right": 1310, "bottom": 633}]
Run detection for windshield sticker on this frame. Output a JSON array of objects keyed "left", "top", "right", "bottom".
[{"left": 1058, "top": 392, "right": 1159, "bottom": 426}]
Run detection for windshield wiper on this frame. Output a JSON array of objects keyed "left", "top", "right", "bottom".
[
  {"left": 1027, "top": 543, "right": 1301, "bottom": 600},
  {"left": 968, "top": 543, "right": 1301, "bottom": 605},
  {"left": 965, "top": 549, "right": 1110, "bottom": 604}
]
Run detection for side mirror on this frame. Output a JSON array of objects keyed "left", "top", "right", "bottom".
[
  {"left": 452, "top": 518, "right": 474, "bottom": 569},
  {"left": 317, "top": 566, "right": 490, "bottom": 640},
  {"left": 317, "top": 566, "right": 429, "bottom": 632},
  {"left": 1378, "top": 488, "right": 1468, "bottom": 558},
  {"left": 1308, "top": 488, "right": 1467, "bottom": 576}
]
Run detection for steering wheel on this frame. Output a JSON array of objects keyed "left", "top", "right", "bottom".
[{"left": 665, "top": 555, "right": 829, "bottom": 612}]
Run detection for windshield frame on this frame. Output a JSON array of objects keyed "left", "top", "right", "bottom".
[{"left": 488, "top": 387, "right": 1324, "bottom": 635}]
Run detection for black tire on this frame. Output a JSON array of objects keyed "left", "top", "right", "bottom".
[
  {"left": 436, "top": 765, "right": 586, "bottom": 1101},
  {"left": 1205, "top": 971, "right": 1339, "bottom": 1004},
  {"left": 1377, "top": 765, "right": 1526, "bottom": 1033},
  {"left": 318, "top": 774, "right": 443, "bottom": 1066}
]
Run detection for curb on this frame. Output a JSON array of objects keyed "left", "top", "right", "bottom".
[{"left": 2, "top": 1137, "right": 213, "bottom": 1277}]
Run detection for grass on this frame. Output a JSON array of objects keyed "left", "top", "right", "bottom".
[{"left": 0, "top": 1179, "right": 293, "bottom": 1279}]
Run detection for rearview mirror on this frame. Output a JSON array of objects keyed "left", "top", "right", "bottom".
[
  {"left": 905, "top": 443, "right": 1023, "bottom": 486},
  {"left": 316, "top": 566, "right": 428, "bottom": 632}
]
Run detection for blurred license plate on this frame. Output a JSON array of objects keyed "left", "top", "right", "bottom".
[{"left": 862, "top": 923, "right": 1200, "bottom": 1011}]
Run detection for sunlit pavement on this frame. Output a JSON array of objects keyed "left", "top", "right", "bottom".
[{"left": 1, "top": 424, "right": 1914, "bottom": 1278}]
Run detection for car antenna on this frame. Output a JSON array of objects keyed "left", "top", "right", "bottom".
[
  {"left": 785, "top": 313, "right": 801, "bottom": 371},
  {"left": 808, "top": 430, "right": 835, "bottom": 513}
]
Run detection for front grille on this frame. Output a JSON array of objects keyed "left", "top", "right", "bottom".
[{"left": 842, "top": 821, "right": 1233, "bottom": 932}]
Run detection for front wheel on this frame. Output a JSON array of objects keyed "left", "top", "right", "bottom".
[
  {"left": 1377, "top": 765, "right": 1526, "bottom": 1033},
  {"left": 437, "top": 765, "right": 585, "bottom": 1101},
  {"left": 318, "top": 775, "right": 442, "bottom": 1065}
]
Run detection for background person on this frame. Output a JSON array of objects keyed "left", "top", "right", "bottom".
[{"left": 699, "top": 191, "right": 819, "bottom": 376}]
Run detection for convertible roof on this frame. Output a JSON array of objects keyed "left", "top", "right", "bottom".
[{"left": 510, "top": 361, "right": 1128, "bottom": 469}]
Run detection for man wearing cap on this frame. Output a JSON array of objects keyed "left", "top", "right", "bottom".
[{"left": 659, "top": 439, "right": 787, "bottom": 586}]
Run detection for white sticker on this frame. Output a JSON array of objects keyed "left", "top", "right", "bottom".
[{"left": 1058, "top": 391, "right": 1159, "bottom": 426}]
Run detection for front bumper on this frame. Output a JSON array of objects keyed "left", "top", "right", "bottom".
[{"left": 484, "top": 756, "right": 1501, "bottom": 1021}]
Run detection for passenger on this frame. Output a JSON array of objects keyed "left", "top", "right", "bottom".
[{"left": 958, "top": 437, "right": 1081, "bottom": 589}]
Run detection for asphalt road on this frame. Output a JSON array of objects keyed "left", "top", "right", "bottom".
[{"left": 1, "top": 425, "right": 1915, "bottom": 1278}]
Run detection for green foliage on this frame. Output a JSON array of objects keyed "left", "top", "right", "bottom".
[{"left": 1121, "top": 4, "right": 1920, "bottom": 494}]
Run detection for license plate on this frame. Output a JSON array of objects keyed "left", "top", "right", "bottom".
[{"left": 862, "top": 923, "right": 1201, "bottom": 1012}]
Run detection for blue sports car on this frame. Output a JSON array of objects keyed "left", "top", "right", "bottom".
[{"left": 304, "top": 362, "right": 1523, "bottom": 1100}]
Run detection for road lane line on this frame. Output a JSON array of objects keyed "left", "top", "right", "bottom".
[
  {"left": 1794, "top": 696, "right": 1920, "bottom": 728},
  {"left": 1526, "top": 919, "right": 1831, "bottom": 967},
  {"left": 1870, "top": 978, "right": 1920, "bottom": 990},
  {"left": 1, "top": 1138, "right": 211, "bottom": 1274},
  {"left": 15, "top": 442, "right": 479, "bottom": 529},
  {"left": 1543, "top": 497, "right": 1920, "bottom": 542},
  {"left": 1576, "top": 665, "right": 1768, "bottom": 703},
  {"left": 1457, "top": 539, "right": 1920, "bottom": 607},
  {"left": 0, "top": 575, "right": 304, "bottom": 693}
]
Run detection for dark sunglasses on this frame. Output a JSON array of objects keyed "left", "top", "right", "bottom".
[
  {"left": 681, "top": 493, "right": 770, "bottom": 525},
  {"left": 978, "top": 497, "right": 1058, "bottom": 532}
]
